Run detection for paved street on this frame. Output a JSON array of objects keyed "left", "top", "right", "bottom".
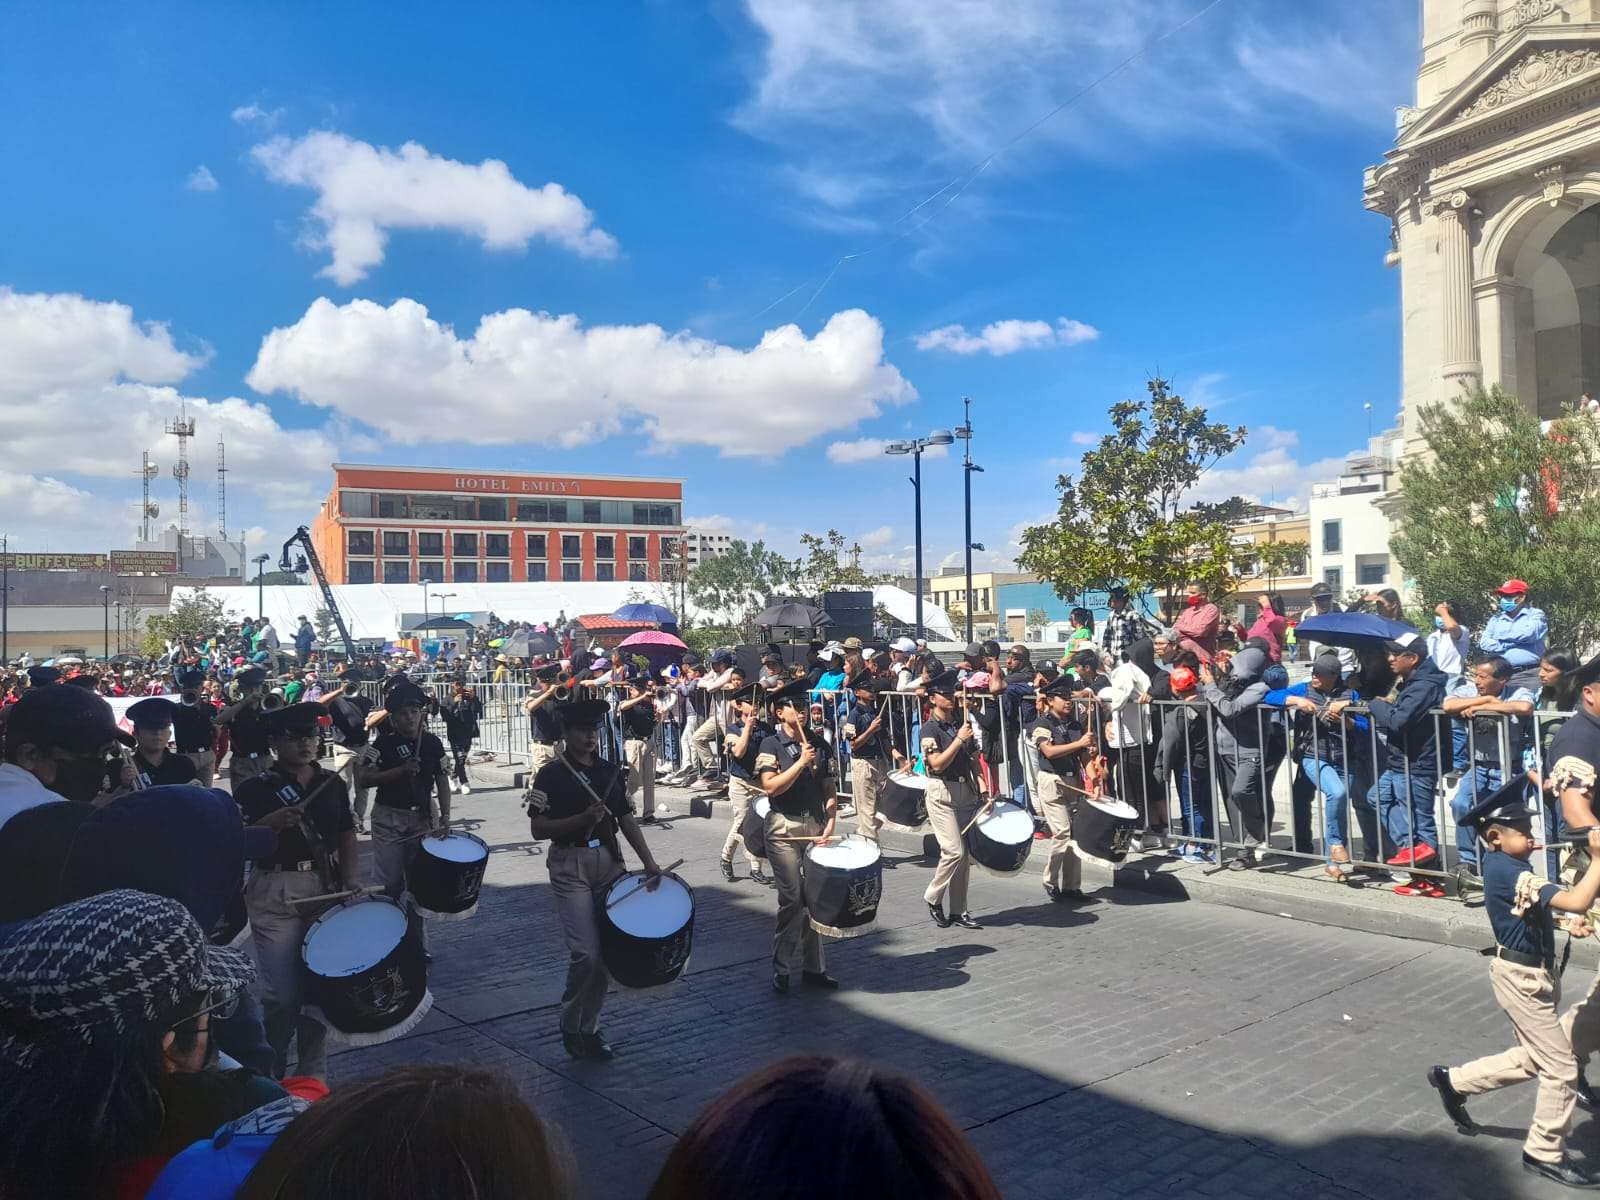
[{"left": 332, "top": 778, "right": 1595, "bottom": 1199}]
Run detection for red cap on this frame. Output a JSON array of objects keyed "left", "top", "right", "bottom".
[
  {"left": 1495, "top": 578, "right": 1529, "bottom": 596},
  {"left": 1170, "top": 666, "right": 1197, "bottom": 693}
]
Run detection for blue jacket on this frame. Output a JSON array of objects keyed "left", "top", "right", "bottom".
[
  {"left": 1368, "top": 657, "right": 1449, "bottom": 773},
  {"left": 1263, "top": 681, "right": 1370, "bottom": 766},
  {"left": 1478, "top": 604, "right": 1547, "bottom": 668}
]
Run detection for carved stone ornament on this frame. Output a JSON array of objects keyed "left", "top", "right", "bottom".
[
  {"left": 1460, "top": 47, "right": 1600, "bottom": 117},
  {"left": 1536, "top": 161, "right": 1567, "bottom": 205},
  {"left": 1514, "top": 0, "right": 1561, "bottom": 26}
]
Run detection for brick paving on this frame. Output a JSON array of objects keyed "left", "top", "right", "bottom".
[{"left": 327, "top": 778, "right": 1598, "bottom": 1199}]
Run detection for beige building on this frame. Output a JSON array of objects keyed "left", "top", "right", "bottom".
[
  {"left": 1227, "top": 508, "right": 1313, "bottom": 615},
  {"left": 898, "top": 569, "right": 1036, "bottom": 632},
  {"left": 1365, "top": 1, "right": 1600, "bottom": 457}
]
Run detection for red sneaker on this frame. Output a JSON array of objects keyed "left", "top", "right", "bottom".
[
  {"left": 1386, "top": 846, "right": 1416, "bottom": 867},
  {"left": 1033, "top": 829, "right": 1049, "bottom": 840},
  {"left": 1394, "top": 879, "right": 1446, "bottom": 898},
  {"left": 1408, "top": 843, "right": 1438, "bottom": 867}
]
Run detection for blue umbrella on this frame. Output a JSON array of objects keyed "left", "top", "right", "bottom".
[
  {"left": 1297, "top": 612, "right": 1417, "bottom": 652},
  {"left": 611, "top": 602, "right": 676, "bottom": 625}
]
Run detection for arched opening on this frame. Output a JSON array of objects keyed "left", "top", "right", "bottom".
[{"left": 1508, "top": 201, "right": 1600, "bottom": 418}]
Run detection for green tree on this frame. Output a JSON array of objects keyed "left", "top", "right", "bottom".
[
  {"left": 313, "top": 608, "right": 337, "bottom": 644},
  {"left": 143, "top": 588, "right": 230, "bottom": 656},
  {"left": 794, "top": 530, "right": 888, "bottom": 599},
  {"left": 1019, "top": 379, "right": 1248, "bottom": 614},
  {"left": 1390, "top": 385, "right": 1600, "bottom": 651},
  {"left": 1253, "top": 539, "right": 1311, "bottom": 587},
  {"left": 686, "top": 539, "right": 801, "bottom": 644},
  {"left": 1190, "top": 495, "right": 1256, "bottom": 525}
]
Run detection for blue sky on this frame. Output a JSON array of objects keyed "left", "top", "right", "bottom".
[{"left": 0, "top": 0, "right": 1418, "bottom": 573}]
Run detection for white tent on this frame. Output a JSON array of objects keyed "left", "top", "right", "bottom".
[{"left": 873, "top": 585, "right": 956, "bottom": 641}]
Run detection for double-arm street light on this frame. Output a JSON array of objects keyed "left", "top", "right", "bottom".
[
  {"left": 885, "top": 429, "right": 955, "bottom": 641},
  {"left": 954, "top": 397, "right": 984, "bottom": 646}
]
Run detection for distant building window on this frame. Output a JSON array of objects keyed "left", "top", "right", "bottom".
[
  {"left": 486, "top": 561, "right": 510, "bottom": 582},
  {"left": 477, "top": 498, "right": 507, "bottom": 521},
  {"left": 562, "top": 562, "right": 582, "bottom": 582},
  {"left": 526, "top": 534, "right": 547, "bottom": 559},
  {"left": 527, "top": 562, "right": 547, "bottom": 582},
  {"left": 347, "top": 530, "right": 374, "bottom": 557},
  {"left": 347, "top": 561, "right": 375, "bottom": 584},
  {"left": 1357, "top": 560, "right": 1387, "bottom": 586},
  {"left": 596, "top": 562, "right": 615, "bottom": 582},
  {"left": 517, "top": 499, "right": 568, "bottom": 522},
  {"left": 418, "top": 532, "right": 444, "bottom": 556},
  {"left": 382, "top": 531, "right": 409, "bottom": 556},
  {"left": 595, "top": 535, "right": 614, "bottom": 560},
  {"left": 453, "top": 533, "right": 478, "bottom": 558},
  {"left": 561, "top": 534, "right": 581, "bottom": 559},
  {"left": 1323, "top": 567, "right": 1343, "bottom": 593},
  {"left": 418, "top": 561, "right": 444, "bottom": 583},
  {"left": 583, "top": 501, "right": 602, "bottom": 523},
  {"left": 629, "top": 562, "right": 648, "bottom": 582},
  {"left": 1321, "top": 520, "right": 1341, "bottom": 554},
  {"left": 383, "top": 561, "right": 410, "bottom": 584},
  {"left": 632, "top": 503, "right": 678, "bottom": 525},
  {"left": 340, "top": 490, "right": 375, "bottom": 517},
  {"left": 485, "top": 534, "right": 509, "bottom": 558},
  {"left": 629, "top": 536, "right": 647, "bottom": 559},
  {"left": 453, "top": 561, "right": 478, "bottom": 583}
]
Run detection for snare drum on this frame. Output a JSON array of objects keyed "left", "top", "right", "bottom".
[
  {"left": 804, "top": 835, "right": 882, "bottom": 938},
  {"left": 741, "top": 795, "right": 771, "bottom": 860},
  {"left": 408, "top": 832, "right": 489, "bottom": 920},
  {"left": 964, "top": 800, "right": 1035, "bottom": 875},
  {"left": 880, "top": 769, "right": 929, "bottom": 831},
  {"left": 300, "top": 896, "right": 431, "bottom": 1046},
  {"left": 1072, "top": 795, "right": 1139, "bottom": 864},
  {"left": 598, "top": 870, "right": 695, "bottom": 988}
]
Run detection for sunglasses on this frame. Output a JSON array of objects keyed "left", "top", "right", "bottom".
[{"left": 175, "top": 987, "right": 242, "bottom": 1027}]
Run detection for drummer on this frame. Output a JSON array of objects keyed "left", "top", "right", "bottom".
[
  {"left": 921, "top": 669, "right": 986, "bottom": 931},
  {"left": 720, "top": 682, "right": 773, "bottom": 885},
  {"left": 526, "top": 698, "right": 665, "bottom": 1062},
  {"left": 360, "top": 681, "right": 451, "bottom": 924},
  {"left": 1028, "top": 676, "right": 1094, "bottom": 902},
  {"left": 755, "top": 678, "right": 838, "bottom": 994},
  {"left": 234, "top": 701, "right": 358, "bottom": 1081},
  {"left": 839, "top": 672, "right": 890, "bottom": 842},
  {"left": 106, "top": 697, "right": 199, "bottom": 795}
]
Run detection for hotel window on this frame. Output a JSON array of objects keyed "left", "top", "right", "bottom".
[
  {"left": 485, "top": 534, "right": 510, "bottom": 558},
  {"left": 340, "top": 490, "right": 375, "bottom": 517},
  {"left": 383, "top": 561, "right": 410, "bottom": 584},
  {"left": 596, "top": 562, "right": 615, "bottom": 581},
  {"left": 628, "top": 536, "right": 647, "bottom": 559},
  {"left": 526, "top": 561, "right": 547, "bottom": 582},
  {"left": 486, "top": 561, "right": 511, "bottom": 582},
  {"left": 561, "top": 534, "right": 581, "bottom": 559},
  {"left": 377, "top": 494, "right": 408, "bottom": 518},
  {"left": 347, "top": 561, "right": 375, "bottom": 584},
  {"left": 418, "top": 561, "right": 444, "bottom": 583},
  {"left": 453, "top": 562, "right": 478, "bottom": 583},
  {"left": 517, "top": 499, "right": 568, "bottom": 522},
  {"left": 1322, "top": 520, "right": 1342, "bottom": 554},
  {"left": 526, "top": 534, "right": 547, "bottom": 559},
  {"left": 382, "top": 531, "right": 410, "bottom": 556},
  {"left": 453, "top": 533, "right": 478, "bottom": 557},
  {"left": 478, "top": 497, "right": 507, "bottom": 521},
  {"left": 661, "top": 537, "right": 679, "bottom": 561},
  {"left": 632, "top": 503, "right": 678, "bottom": 526},
  {"left": 562, "top": 562, "right": 582, "bottom": 582},
  {"left": 583, "top": 501, "right": 602, "bottom": 523},
  {"left": 418, "top": 532, "right": 444, "bottom": 556},
  {"left": 347, "top": 530, "right": 374, "bottom": 557},
  {"left": 629, "top": 562, "right": 648, "bottom": 582},
  {"left": 595, "top": 535, "right": 614, "bottom": 560},
  {"left": 411, "top": 495, "right": 460, "bottom": 521}
]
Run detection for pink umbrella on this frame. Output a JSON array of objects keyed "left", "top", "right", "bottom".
[{"left": 617, "top": 630, "right": 688, "bottom": 651}]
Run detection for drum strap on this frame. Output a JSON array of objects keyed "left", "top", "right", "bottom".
[
  {"left": 556, "top": 755, "right": 623, "bottom": 860},
  {"left": 275, "top": 772, "right": 342, "bottom": 892}
]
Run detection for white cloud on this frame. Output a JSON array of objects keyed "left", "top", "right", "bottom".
[
  {"left": 1069, "top": 430, "right": 1098, "bottom": 446},
  {"left": 0, "top": 289, "right": 340, "bottom": 548},
  {"left": 915, "top": 317, "right": 1099, "bottom": 356},
  {"left": 231, "top": 103, "right": 283, "bottom": 127},
  {"left": 250, "top": 131, "right": 619, "bottom": 284},
  {"left": 857, "top": 525, "right": 895, "bottom": 549},
  {"left": 1191, "top": 428, "right": 1346, "bottom": 511},
  {"left": 185, "top": 165, "right": 219, "bottom": 193},
  {"left": 827, "top": 437, "right": 889, "bottom": 463},
  {"left": 684, "top": 514, "right": 771, "bottom": 540},
  {"left": 247, "top": 297, "right": 915, "bottom": 457}
]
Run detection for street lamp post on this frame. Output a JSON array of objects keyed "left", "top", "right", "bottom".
[
  {"left": 1, "top": 532, "right": 8, "bottom": 665},
  {"left": 252, "top": 553, "right": 270, "bottom": 620},
  {"left": 885, "top": 428, "right": 955, "bottom": 641},
  {"left": 955, "top": 399, "right": 984, "bottom": 646},
  {"left": 422, "top": 578, "right": 431, "bottom": 627},
  {"left": 99, "top": 585, "right": 110, "bottom": 660}
]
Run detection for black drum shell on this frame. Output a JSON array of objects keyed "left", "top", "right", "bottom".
[
  {"left": 407, "top": 832, "right": 490, "bottom": 918},
  {"left": 301, "top": 898, "right": 429, "bottom": 1037},
  {"left": 879, "top": 771, "right": 929, "bottom": 829},
  {"left": 1072, "top": 795, "right": 1138, "bottom": 863},
  {"left": 803, "top": 840, "right": 883, "bottom": 938},
  {"left": 598, "top": 871, "right": 695, "bottom": 989}
]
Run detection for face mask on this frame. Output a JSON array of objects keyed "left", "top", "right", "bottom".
[
  {"left": 1433, "top": 616, "right": 1445, "bottom": 630},
  {"left": 1187, "top": 594, "right": 1204, "bottom": 609},
  {"left": 1499, "top": 596, "right": 1519, "bottom": 614}
]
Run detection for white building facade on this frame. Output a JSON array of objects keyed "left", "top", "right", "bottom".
[
  {"left": 1365, "top": 1, "right": 1600, "bottom": 456},
  {"left": 1308, "top": 430, "right": 1404, "bottom": 599},
  {"left": 683, "top": 529, "right": 733, "bottom": 567}
]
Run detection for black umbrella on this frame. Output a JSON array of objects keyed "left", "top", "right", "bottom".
[
  {"left": 500, "top": 629, "right": 560, "bottom": 659},
  {"left": 413, "top": 616, "right": 475, "bottom": 631},
  {"left": 755, "top": 601, "right": 832, "bottom": 629}
]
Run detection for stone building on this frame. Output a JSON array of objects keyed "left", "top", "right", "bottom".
[{"left": 1365, "top": 1, "right": 1600, "bottom": 457}]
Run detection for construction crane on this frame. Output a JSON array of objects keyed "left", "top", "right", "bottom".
[{"left": 279, "top": 526, "right": 354, "bottom": 658}]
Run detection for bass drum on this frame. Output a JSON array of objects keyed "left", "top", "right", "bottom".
[
  {"left": 964, "top": 801, "right": 1034, "bottom": 876},
  {"left": 740, "top": 794, "right": 771, "bottom": 860},
  {"left": 598, "top": 870, "right": 695, "bottom": 988},
  {"left": 1072, "top": 795, "right": 1140, "bottom": 864},
  {"left": 408, "top": 832, "right": 490, "bottom": 921},
  {"left": 804, "top": 835, "right": 883, "bottom": 938},
  {"left": 880, "top": 769, "right": 929, "bottom": 831},
  {"left": 300, "top": 896, "right": 432, "bottom": 1047}
]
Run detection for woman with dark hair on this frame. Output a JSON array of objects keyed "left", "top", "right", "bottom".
[
  {"left": 1247, "top": 593, "right": 1288, "bottom": 662},
  {"left": 647, "top": 1056, "right": 1002, "bottom": 1200},
  {"left": 237, "top": 1065, "right": 577, "bottom": 1200}
]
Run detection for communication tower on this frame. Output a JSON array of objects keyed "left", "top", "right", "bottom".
[
  {"left": 138, "top": 453, "right": 160, "bottom": 541},
  {"left": 165, "top": 404, "right": 196, "bottom": 568},
  {"left": 217, "top": 438, "right": 228, "bottom": 540}
]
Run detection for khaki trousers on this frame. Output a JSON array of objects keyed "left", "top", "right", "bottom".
[
  {"left": 851, "top": 757, "right": 887, "bottom": 841},
  {"left": 766, "top": 810, "right": 824, "bottom": 978},
  {"left": 625, "top": 738, "right": 655, "bottom": 816},
  {"left": 722, "top": 776, "right": 765, "bottom": 868},
  {"left": 1037, "top": 774, "right": 1083, "bottom": 892},
  {"left": 923, "top": 776, "right": 978, "bottom": 914},
  {"left": 330, "top": 743, "right": 371, "bottom": 822},
  {"left": 244, "top": 869, "right": 328, "bottom": 1080},
  {"left": 689, "top": 715, "right": 720, "bottom": 774},
  {"left": 184, "top": 748, "right": 216, "bottom": 789},
  {"left": 548, "top": 844, "right": 624, "bottom": 1035},
  {"left": 1450, "top": 957, "right": 1575, "bottom": 1164},
  {"left": 1563, "top": 961, "right": 1600, "bottom": 1068},
  {"left": 529, "top": 741, "right": 561, "bottom": 779}
]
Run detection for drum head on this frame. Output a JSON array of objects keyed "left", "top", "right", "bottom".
[
  {"left": 755, "top": 796, "right": 771, "bottom": 819},
  {"left": 976, "top": 801, "right": 1034, "bottom": 846},
  {"left": 304, "top": 900, "right": 408, "bottom": 978},
  {"left": 1087, "top": 797, "right": 1140, "bottom": 821},
  {"left": 808, "top": 835, "right": 882, "bottom": 869},
  {"left": 605, "top": 874, "right": 693, "bottom": 939},
  {"left": 887, "top": 770, "right": 927, "bottom": 790},
  {"left": 420, "top": 832, "right": 489, "bottom": 864}
]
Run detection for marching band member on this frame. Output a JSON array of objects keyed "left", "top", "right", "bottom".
[
  {"left": 526, "top": 698, "right": 664, "bottom": 1061},
  {"left": 171, "top": 666, "right": 217, "bottom": 786},
  {"left": 842, "top": 672, "right": 889, "bottom": 842},
  {"left": 360, "top": 682, "right": 451, "bottom": 915},
  {"left": 216, "top": 666, "right": 273, "bottom": 784},
  {"left": 619, "top": 677, "right": 658, "bottom": 822},
  {"left": 1028, "top": 676, "right": 1093, "bottom": 902},
  {"left": 235, "top": 702, "right": 358, "bottom": 1080},
  {"left": 720, "top": 682, "right": 772, "bottom": 884},
  {"left": 107, "top": 697, "right": 198, "bottom": 795},
  {"left": 523, "top": 668, "right": 565, "bottom": 783},
  {"left": 756, "top": 678, "right": 838, "bottom": 993},
  {"left": 921, "top": 670, "right": 986, "bottom": 931}
]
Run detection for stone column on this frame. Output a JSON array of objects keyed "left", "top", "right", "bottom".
[{"left": 1434, "top": 191, "right": 1482, "bottom": 397}]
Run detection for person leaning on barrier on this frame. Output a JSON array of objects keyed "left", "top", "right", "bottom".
[
  {"left": 1201, "top": 646, "right": 1271, "bottom": 870},
  {"left": 1443, "top": 656, "right": 1536, "bottom": 887}
]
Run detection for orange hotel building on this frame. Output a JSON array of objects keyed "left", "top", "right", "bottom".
[{"left": 310, "top": 464, "right": 686, "bottom": 585}]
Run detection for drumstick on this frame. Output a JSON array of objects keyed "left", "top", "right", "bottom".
[
  {"left": 290, "top": 884, "right": 381, "bottom": 907},
  {"left": 959, "top": 800, "right": 997, "bottom": 837},
  {"left": 603, "top": 857, "right": 686, "bottom": 911}
]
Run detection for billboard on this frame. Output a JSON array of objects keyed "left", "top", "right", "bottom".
[{"left": 0, "top": 551, "right": 179, "bottom": 574}]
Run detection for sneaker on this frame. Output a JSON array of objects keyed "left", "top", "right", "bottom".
[
  {"left": 1225, "top": 857, "right": 1250, "bottom": 872},
  {"left": 1178, "top": 845, "right": 1209, "bottom": 865},
  {"left": 1408, "top": 843, "right": 1438, "bottom": 867},
  {"left": 1386, "top": 845, "right": 1417, "bottom": 867},
  {"left": 1394, "top": 878, "right": 1446, "bottom": 898},
  {"left": 457, "top": 782, "right": 471, "bottom": 795}
]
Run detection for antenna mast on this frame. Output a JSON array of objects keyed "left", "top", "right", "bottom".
[
  {"left": 138, "top": 452, "right": 160, "bottom": 541},
  {"left": 217, "top": 437, "right": 228, "bottom": 540},
  {"left": 165, "top": 403, "right": 196, "bottom": 570}
]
